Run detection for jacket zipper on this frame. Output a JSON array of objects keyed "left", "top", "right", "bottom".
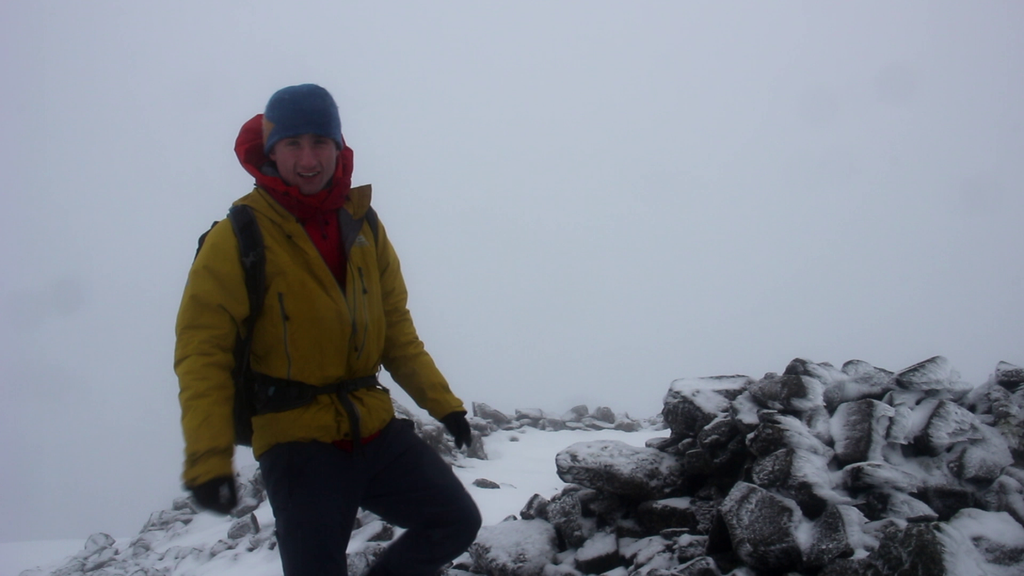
[
  {"left": 356, "top": 267, "right": 370, "bottom": 360},
  {"left": 347, "top": 264, "right": 370, "bottom": 360}
]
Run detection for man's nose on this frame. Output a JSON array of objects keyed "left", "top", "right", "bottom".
[{"left": 297, "top": 145, "right": 318, "bottom": 166}]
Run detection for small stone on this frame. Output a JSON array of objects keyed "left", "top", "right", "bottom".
[{"left": 227, "top": 513, "right": 259, "bottom": 540}]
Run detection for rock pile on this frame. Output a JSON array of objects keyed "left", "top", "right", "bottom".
[
  {"left": 396, "top": 400, "right": 647, "bottom": 466},
  {"left": 471, "top": 402, "right": 647, "bottom": 434},
  {"left": 464, "top": 356, "right": 1024, "bottom": 575},
  {"left": 20, "top": 466, "right": 276, "bottom": 576}
]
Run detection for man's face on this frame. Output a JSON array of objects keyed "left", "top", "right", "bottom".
[{"left": 269, "top": 134, "right": 339, "bottom": 196}]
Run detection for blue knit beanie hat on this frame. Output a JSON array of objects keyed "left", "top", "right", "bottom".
[{"left": 262, "top": 84, "right": 343, "bottom": 155}]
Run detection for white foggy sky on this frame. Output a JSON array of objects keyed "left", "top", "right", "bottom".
[{"left": 1, "top": 1, "right": 1021, "bottom": 542}]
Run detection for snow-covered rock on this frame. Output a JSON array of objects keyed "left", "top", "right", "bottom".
[
  {"left": 469, "top": 519, "right": 558, "bottom": 576},
  {"left": 714, "top": 482, "right": 803, "bottom": 572},
  {"left": 554, "top": 440, "right": 685, "bottom": 501},
  {"left": 662, "top": 375, "right": 751, "bottom": 439}
]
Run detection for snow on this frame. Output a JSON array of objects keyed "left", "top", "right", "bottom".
[
  {"left": 655, "top": 497, "right": 691, "bottom": 510},
  {"left": 731, "top": 392, "right": 761, "bottom": 427},
  {"left": 925, "top": 401, "right": 983, "bottom": 451},
  {"left": 576, "top": 531, "right": 616, "bottom": 562},
  {"left": 472, "top": 519, "right": 556, "bottom": 570},
  {"left": 0, "top": 540, "right": 86, "bottom": 576},
  {"left": 773, "top": 413, "right": 833, "bottom": 458},
  {"left": 791, "top": 449, "right": 846, "bottom": 503},
  {"left": 791, "top": 376, "right": 825, "bottom": 413},
  {"left": 896, "top": 356, "right": 961, "bottom": 391},
  {"left": 938, "top": 509, "right": 1024, "bottom": 576},
  {"left": 836, "top": 506, "right": 873, "bottom": 559},
  {"left": 947, "top": 508, "right": 1024, "bottom": 550},
  {"left": 793, "top": 515, "right": 816, "bottom": 553},
  {"left": 2, "top": 426, "right": 663, "bottom": 576},
  {"left": 620, "top": 536, "right": 671, "bottom": 567},
  {"left": 885, "top": 402, "right": 915, "bottom": 444}
]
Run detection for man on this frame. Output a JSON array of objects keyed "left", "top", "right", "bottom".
[{"left": 176, "top": 83, "right": 481, "bottom": 576}]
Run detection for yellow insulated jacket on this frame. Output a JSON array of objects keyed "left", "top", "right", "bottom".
[{"left": 175, "top": 184, "right": 465, "bottom": 487}]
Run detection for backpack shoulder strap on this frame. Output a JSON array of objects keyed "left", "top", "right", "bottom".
[
  {"left": 194, "top": 222, "right": 219, "bottom": 262},
  {"left": 225, "top": 205, "right": 266, "bottom": 447},
  {"left": 190, "top": 205, "right": 266, "bottom": 446},
  {"left": 226, "top": 204, "right": 266, "bottom": 322},
  {"left": 364, "top": 206, "right": 380, "bottom": 246},
  {"left": 339, "top": 206, "right": 382, "bottom": 256}
]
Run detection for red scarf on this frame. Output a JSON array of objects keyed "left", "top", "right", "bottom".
[{"left": 235, "top": 114, "right": 355, "bottom": 286}]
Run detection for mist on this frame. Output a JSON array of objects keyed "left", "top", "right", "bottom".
[{"left": 1, "top": 0, "right": 1021, "bottom": 543}]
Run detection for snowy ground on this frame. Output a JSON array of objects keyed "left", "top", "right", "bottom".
[
  {"left": 0, "top": 541, "right": 86, "bottom": 576},
  {"left": 1, "top": 426, "right": 664, "bottom": 576}
]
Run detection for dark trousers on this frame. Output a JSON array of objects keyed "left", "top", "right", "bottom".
[{"left": 259, "top": 419, "right": 482, "bottom": 576}]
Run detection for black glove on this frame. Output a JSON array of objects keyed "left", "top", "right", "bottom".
[
  {"left": 190, "top": 476, "right": 237, "bottom": 515},
  {"left": 441, "top": 411, "right": 473, "bottom": 449}
]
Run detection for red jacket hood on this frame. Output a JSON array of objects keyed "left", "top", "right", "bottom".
[{"left": 234, "top": 114, "right": 354, "bottom": 217}]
